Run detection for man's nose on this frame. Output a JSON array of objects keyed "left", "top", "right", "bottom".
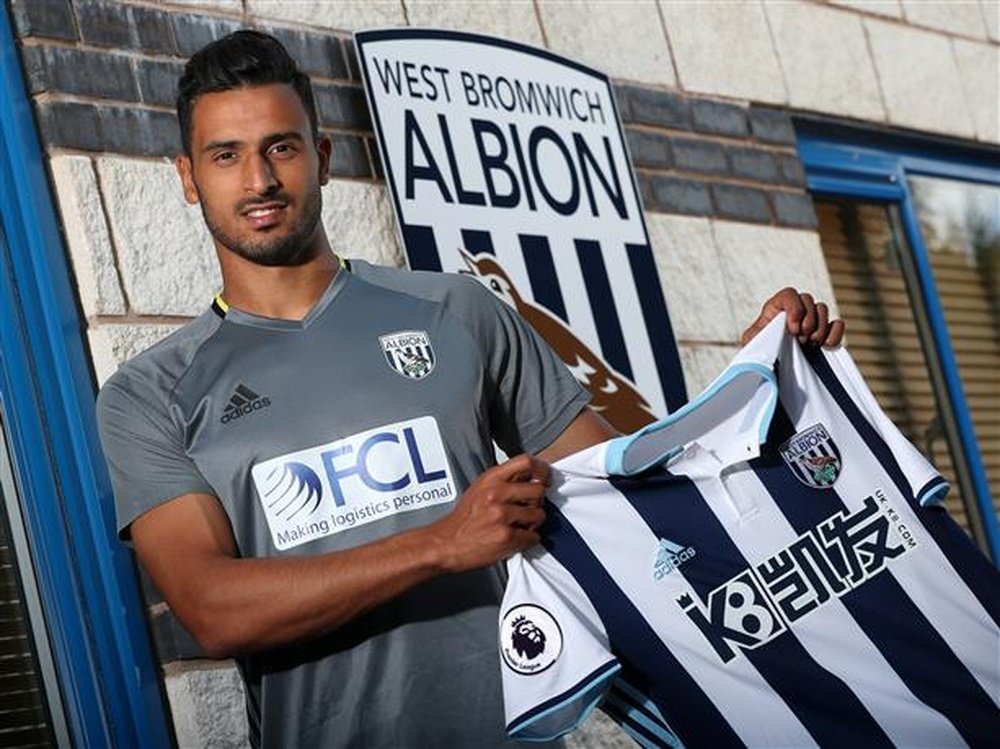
[{"left": 244, "top": 152, "right": 278, "bottom": 194}]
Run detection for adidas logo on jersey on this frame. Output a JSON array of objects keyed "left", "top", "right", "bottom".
[
  {"left": 653, "top": 537, "right": 696, "bottom": 580},
  {"left": 220, "top": 383, "right": 271, "bottom": 424}
]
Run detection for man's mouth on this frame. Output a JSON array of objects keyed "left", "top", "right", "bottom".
[{"left": 241, "top": 202, "right": 287, "bottom": 228}]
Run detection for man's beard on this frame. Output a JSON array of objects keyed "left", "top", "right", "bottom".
[{"left": 202, "top": 186, "right": 323, "bottom": 267}]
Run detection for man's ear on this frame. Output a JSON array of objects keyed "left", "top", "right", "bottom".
[
  {"left": 175, "top": 155, "right": 200, "bottom": 204},
  {"left": 316, "top": 134, "right": 332, "bottom": 186}
]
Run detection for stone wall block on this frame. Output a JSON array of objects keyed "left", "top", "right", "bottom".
[
  {"left": 136, "top": 59, "right": 186, "bottom": 108},
  {"left": 670, "top": 138, "right": 728, "bottom": 176},
  {"left": 329, "top": 134, "right": 372, "bottom": 178},
  {"left": 618, "top": 85, "right": 690, "bottom": 129},
  {"left": 97, "top": 107, "right": 181, "bottom": 157},
  {"left": 866, "top": 18, "right": 976, "bottom": 138},
  {"left": 952, "top": 39, "right": 999, "bottom": 142},
  {"left": 406, "top": 1, "right": 545, "bottom": 47},
  {"left": 245, "top": 0, "right": 406, "bottom": 30},
  {"left": 901, "top": 0, "right": 989, "bottom": 38},
  {"left": 748, "top": 106, "right": 796, "bottom": 145},
  {"left": 539, "top": 0, "right": 675, "bottom": 85},
  {"left": 728, "top": 146, "right": 780, "bottom": 183},
  {"left": 778, "top": 153, "right": 806, "bottom": 187},
  {"left": 678, "top": 343, "right": 741, "bottom": 395},
  {"left": 10, "top": 0, "right": 77, "bottom": 41},
  {"left": 170, "top": 14, "right": 244, "bottom": 57},
  {"left": 97, "top": 158, "right": 219, "bottom": 316},
  {"left": 133, "top": 5, "right": 180, "bottom": 55},
  {"left": 24, "top": 45, "right": 139, "bottom": 101},
  {"left": 163, "top": 663, "right": 248, "bottom": 749},
  {"left": 826, "top": 0, "right": 904, "bottom": 18},
  {"left": 646, "top": 214, "right": 739, "bottom": 341},
  {"left": 49, "top": 156, "right": 125, "bottom": 317},
  {"left": 771, "top": 191, "right": 819, "bottom": 229},
  {"left": 163, "top": 0, "right": 244, "bottom": 12},
  {"left": 264, "top": 27, "right": 349, "bottom": 80},
  {"left": 711, "top": 184, "right": 771, "bottom": 224},
  {"left": 75, "top": 0, "right": 134, "bottom": 49},
  {"left": 982, "top": 0, "right": 1000, "bottom": 42},
  {"left": 35, "top": 100, "right": 103, "bottom": 151},
  {"left": 660, "top": 1, "right": 786, "bottom": 104},
  {"left": 75, "top": 0, "right": 176, "bottom": 53},
  {"left": 321, "top": 181, "right": 403, "bottom": 267},
  {"left": 645, "top": 175, "right": 713, "bottom": 216},
  {"left": 712, "top": 220, "right": 839, "bottom": 330},
  {"left": 344, "top": 38, "right": 361, "bottom": 82},
  {"left": 690, "top": 99, "right": 749, "bottom": 138},
  {"left": 314, "top": 83, "right": 372, "bottom": 130},
  {"left": 87, "top": 323, "right": 181, "bottom": 386},
  {"left": 625, "top": 128, "right": 673, "bottom": 170},
  {"left": 767, "top": 2, "right": 885, "bottom": 121}
]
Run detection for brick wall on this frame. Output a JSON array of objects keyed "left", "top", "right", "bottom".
[{"left": 7, "top": 0, "right": 997, "bottom": 746}]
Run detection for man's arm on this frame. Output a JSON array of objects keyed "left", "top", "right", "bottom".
[{"left": 131, "top": 454, "right": 549, "bottom": 658}]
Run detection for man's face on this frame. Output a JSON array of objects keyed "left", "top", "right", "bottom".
[{"left": 176, "top": 83, "right": 330, "bottom": 267}]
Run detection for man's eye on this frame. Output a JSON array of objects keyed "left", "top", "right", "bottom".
[
  {"left": 213, "top": 151, "right": 236, "bottom": 163},
  {"left": 269, "top": 143, "right": 296, "bottom": 157}
]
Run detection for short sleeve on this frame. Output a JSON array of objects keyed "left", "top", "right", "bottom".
[
  {"left": 471, "top": 285, "right": 591, "bottom": 456},
  {"left": 97, "top": 377, "right": 213, "bottom": 537},
  {"left": 824, "top": 346, "right": 949, "bottom": 507},
  {"left": 499, "top": 550, "right": 620, "bottom": 741}
]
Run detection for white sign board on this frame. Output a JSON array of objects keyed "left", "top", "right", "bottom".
[{"left": 356, "top": 29, "right": 686, "bottom": 429}]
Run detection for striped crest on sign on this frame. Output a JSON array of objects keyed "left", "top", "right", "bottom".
[{"left": 356, "top": 29, "right": 690, "bottom": 427}]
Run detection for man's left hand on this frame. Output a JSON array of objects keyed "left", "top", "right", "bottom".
[{"left": 740, "top": 287, "right": 846, "bottom": 347}]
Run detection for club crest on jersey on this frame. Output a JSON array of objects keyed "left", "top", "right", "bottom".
[
  {"left": 780, "top": 423, "right": 842, "bottom": 489},
  {"left": 500, "top": 604, "right": 563, "bottom": 675},
  {"left": 379, "top": 330, "right": 435, "bottom": 380}
]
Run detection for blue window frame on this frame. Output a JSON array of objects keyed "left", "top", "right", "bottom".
[
  {"left": 797, "top": 120, "right": 1000, "bottom": 565},
  {"left": 0, "top": 11, "right": 171, "bottom": 746}
]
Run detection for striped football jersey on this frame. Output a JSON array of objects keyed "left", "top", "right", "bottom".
[{"left": 500, "top": 314, "right": 999, "bottom": 748}]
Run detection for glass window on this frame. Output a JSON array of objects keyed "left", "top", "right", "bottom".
[
  {"left": 815, "top": 198, "right": 975, "bottom": 529},
  {"left": 908, "top": 177, "right": 999, "bottom": 523}
]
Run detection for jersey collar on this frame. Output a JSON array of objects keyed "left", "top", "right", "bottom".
[
  {"left": 210, "top": 257, "right": 350, "bottom": 331},
  {"left": 605, "top": 314, "right": 788, "bottom": 476}
]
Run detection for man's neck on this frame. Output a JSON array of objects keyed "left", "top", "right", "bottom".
[{"left": 217, "top": 247, "right": 342, "bottom": 322}]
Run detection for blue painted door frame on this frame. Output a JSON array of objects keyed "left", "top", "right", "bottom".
[
  {"left": 0, "top": 9, "right": 172, "bottom": 747},
  {"left": 797, "top": 121, "right": 1000, "bottom": 564}
]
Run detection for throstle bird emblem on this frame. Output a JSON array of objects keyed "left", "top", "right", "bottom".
[{"left": 458, "top": 249, "right": 656, "bottom": 433}]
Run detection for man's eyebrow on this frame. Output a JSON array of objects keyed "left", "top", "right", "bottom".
[
  {"left": 262, "top": 131, "right": 306, "bottom": 147},
  {"left": 203, "top": 139, "right": 242, "bottom": 153},
  {"left": 201, "top": 133, "right": 305, "bottom": 154}
]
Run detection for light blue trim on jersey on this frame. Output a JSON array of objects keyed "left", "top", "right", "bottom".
[
  {"left": 917, "top": 476, "right": 951, "bottom": 508},
  {"left": 606, "top": 362, "right": 778, "bottom": 476},
  {"left": 507, "top": 660, "right": 621, "bottom": 741},
  {"left": 608, "top": 680, "right": 684, "bottom": 748},
  {"left": 605, "top": 693, "right": 683, "bottom": 749}
]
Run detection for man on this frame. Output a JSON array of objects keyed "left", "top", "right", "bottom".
[{"left": 96, "top": 31, "right": 844, "bottom": 747}]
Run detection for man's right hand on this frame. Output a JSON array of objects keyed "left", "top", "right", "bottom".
[{"left": 429, "top": 454, "right": 550, "bottom": 573}]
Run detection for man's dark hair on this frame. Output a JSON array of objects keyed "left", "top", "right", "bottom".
[{"left": 176, "top": 30, "right": 319, "bottom": 155}]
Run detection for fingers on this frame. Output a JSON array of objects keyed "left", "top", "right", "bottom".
[
  {"left": 741, "top": 288, "right": 845, "bottom": 349},
  {"left": 825, "top": 319, "right": 846, "bottom": 347},
  {"left": 490, "top": 453, "right": 550, "bottom": 485}
]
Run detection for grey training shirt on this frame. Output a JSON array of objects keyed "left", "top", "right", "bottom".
[{"left": 97, "top": 260, "right": 589, "bottom": 748}]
